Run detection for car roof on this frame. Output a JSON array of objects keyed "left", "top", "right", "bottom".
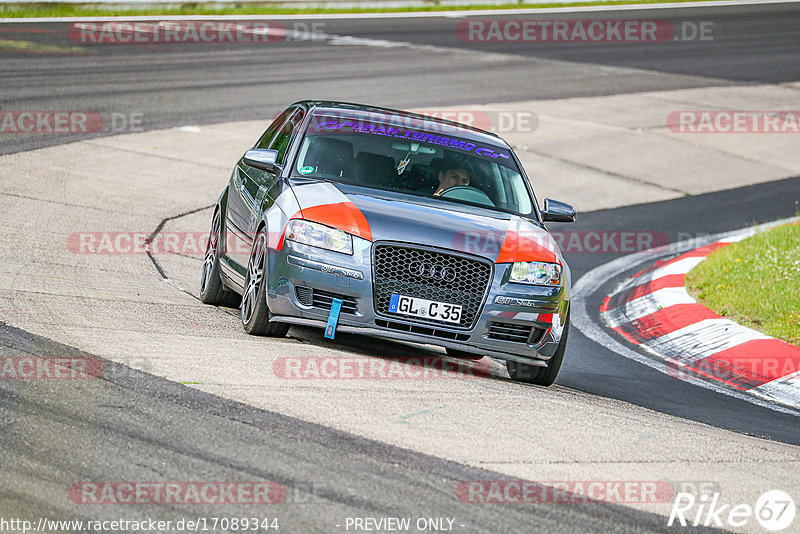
[{"left": 291, "top": 100, "right": 510, "bottom": 149}]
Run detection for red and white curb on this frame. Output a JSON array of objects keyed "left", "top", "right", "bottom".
[{"left": 573, "top": 217, "right": 800, "bottom": 414}]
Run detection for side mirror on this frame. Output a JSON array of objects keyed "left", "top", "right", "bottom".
[
  {"left": 541, "top": 198, "right": 576, "bottom": 223},
  {"left": 243, "top": 149, "right": 281, "bottom": 173}
]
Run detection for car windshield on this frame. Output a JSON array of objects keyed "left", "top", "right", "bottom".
[{"left": 290, "top": 113, "right": 535, "bottom": 217}]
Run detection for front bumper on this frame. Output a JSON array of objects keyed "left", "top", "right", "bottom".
[{"left": 266, "top": 239, "right": 569, "bottom": 365}]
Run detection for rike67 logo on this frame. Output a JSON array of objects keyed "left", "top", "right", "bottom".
[{"left": 669, "top": 489, "right": 796, "bottom": 531}]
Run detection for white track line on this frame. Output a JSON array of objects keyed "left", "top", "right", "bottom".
[
  {"left": 2, "top": 0, "right": 797, "bottom": 23},
  {"left": 55, "top": 20, "right": 517, "bottom": 60}
]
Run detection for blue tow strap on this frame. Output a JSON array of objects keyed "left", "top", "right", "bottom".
[{"left": 325, "top": 298, "right": 343, "bottom": 339}]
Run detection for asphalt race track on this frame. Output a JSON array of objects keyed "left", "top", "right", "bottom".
[
  {"left": 1, "top": 2, "right": 800, "bottom": 532},
  {"left": 2, "top": 2, "right": 800, "bottom": 154}
]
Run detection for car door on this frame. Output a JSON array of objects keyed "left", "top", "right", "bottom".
[{"left": 224, "top": 107, "right": 295, "bottom": 277}]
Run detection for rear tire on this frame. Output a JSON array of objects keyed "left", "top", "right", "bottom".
[
  {"left": 506, "top": 312, "right": 569, "bottom": 386},
  {"left": 200, "top": 209, "right": 241, "bottom": 308},
  {"left": 241, "top": 228, "right": 289, "bottom": 337}
]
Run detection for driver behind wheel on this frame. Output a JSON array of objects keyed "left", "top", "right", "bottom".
[{"left": 433, "top": 167, "right": 472, "bottom": 197}]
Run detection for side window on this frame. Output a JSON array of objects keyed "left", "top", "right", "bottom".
[
  {"left": 255, "top": 108, "right": 293, "bottom": 149},
  {"left": 269, "top": 109, "right": 305, "bottom": 164}
]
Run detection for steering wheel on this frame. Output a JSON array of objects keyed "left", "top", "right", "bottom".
[{"left": 439, "top": 186, "right": 495, "bottom": 207}]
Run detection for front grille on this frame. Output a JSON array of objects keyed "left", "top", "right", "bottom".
[
  {"left": 295, "top": 287, "right": 358, "bottom": 315},
  {"left": 487, "top": 322, "right": 547, "bottom": 344},
  {"left": 487, "top": 322, "right": 532, "bottom": 343},
  {"left": 373, "top": 244, "right": 492, "bottom": 329},
  {"left": 296, "top": 286, "right": 313, "bottom": 305},
  {"left": 528, "top": 328, "right": 546, "bottom": 344},
  {"left": 375, "top": 319, "right": 471, "bottom": 341}
]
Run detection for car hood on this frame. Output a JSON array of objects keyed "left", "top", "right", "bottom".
[{"left": 285, "top": 181, "right": 562, "bottom": 264}]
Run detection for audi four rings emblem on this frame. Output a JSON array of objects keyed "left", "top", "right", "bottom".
[{"left": 409, "top": 261, "right": 457, "bottom": 282}]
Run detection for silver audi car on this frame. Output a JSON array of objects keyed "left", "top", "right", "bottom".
[{"left": 200, "top": 101, "right": 576, "bottom": 385}]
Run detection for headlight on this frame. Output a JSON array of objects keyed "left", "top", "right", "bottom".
[
  {"left": 509, "top": 261, "right": 562, "bottom": 286},
  {"left": 286, "top": 220, "right": 353, "bottom": 255}
]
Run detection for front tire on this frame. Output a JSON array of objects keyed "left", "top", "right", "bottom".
[
  {"left": 506, "top": 312, "right": 569, "bottom": 386},
  {"left": 241, "top": 228, "right": 289, "bottom": 337},
  {"left": 200, "top": 209, "right": 241, "bottom": 308}
]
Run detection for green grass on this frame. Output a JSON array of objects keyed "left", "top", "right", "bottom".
[
  {"left": 686, "top": 222, "right": 800, "bottom": 346},
  {"left": 0, "top": 0, "right": 726, "bottom": 18}
]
